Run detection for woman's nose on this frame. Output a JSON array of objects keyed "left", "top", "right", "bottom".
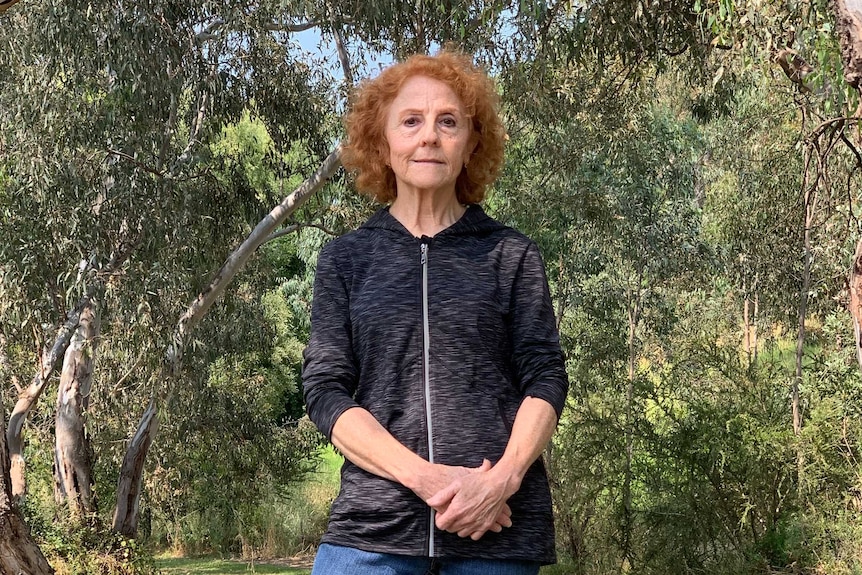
[{"left": 420, "top": 121, "right": 439, "bottom": 145}]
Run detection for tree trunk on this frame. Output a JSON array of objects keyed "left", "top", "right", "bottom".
[
  {"left": 111, "top": 145, "right": 343, "bottom": 537},
  {"left": 743, "top": 272, "right": 752, "bottom": 362},
  {"left": 835, "top": 2, "right": 862, "bottom": 373},
  {"left": 0, "top": 394, "right": 54, "bottom": 575},
  {"left": 112, "top": 397, "right": 157, "bottom": 537},
  {"left": 833, "top": 0, "right": 862, "bottom": 91},
  {"left": 849, "top": 238, "right": 862, "bottom": 373},
  {"left": 54, "top": 298, "right": 100, "bottom": 519},
  {"left": 794, "top": 169, "right": 817, "bottom": 437},
  {"left": 8, "top": 296, "right": 90, "bottom": 501},
  {"left": 752, "top": 284, "right": 759, "bottom": 363},
  {"left": 744, "top": 291, "right": 759, "bottom": 364}
]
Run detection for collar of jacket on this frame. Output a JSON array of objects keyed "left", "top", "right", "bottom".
[{"left": 359, "top": 203, "right": 507, "bottom": 238}]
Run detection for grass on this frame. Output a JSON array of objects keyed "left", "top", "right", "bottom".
[
  {"left": 314, "top": 444, "right": 343, "bottom": 483},
  {"left": 156, "top": 556, "right": 310, "bottom": 575}
]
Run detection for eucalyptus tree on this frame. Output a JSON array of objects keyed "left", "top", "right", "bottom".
[
  {"left": 0, "top": 421, "right": 53, "bottom": 574},
  {"left": 698, "top": 0, "right": 862, "bottom": 434},
  {"left": 0, "top": 339, "right": 53, "bottom": 574},
  {"left": 0, "top": 0, "right": 338, "bottom": 546},
  {"left": 490, "top": 43, "right": 714, "bottom": 569},
  {"left": 53, "top": 296, "right": 99, "bottom": 519}
]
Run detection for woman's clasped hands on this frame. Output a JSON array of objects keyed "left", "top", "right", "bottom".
[{"left": 414, "top": 459, "right": 519, "bottom": 541}]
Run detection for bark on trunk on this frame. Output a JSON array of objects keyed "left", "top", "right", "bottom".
[
  {"left": 794, "top": 189, "right": 814, "bottom": 436},
  {"left": 849, "top": 239, "right": 862, "bottom": 372},
  {"left": 752, "top": 288, "right": 759, "bottom": 363},
  {"left": 54, "top": 298, "right": 100, "bottom": 519},
  {"left": 111, "top": 145, "right": 343, "bottom": 537},
  {"left": 8, "top": 296, "right": 90, "bottom": 500},
  {"left": 112, "top": 397, "right": 157, "bottom": 537},
  {"left": 835, "top": 2, "right": 862, "bottom": 374},
  {"left": 0, "top": 395, "right": 54, "bottom": 575},
  {"left": 833, "top": 0, "right": 862, "bottom": 90}
]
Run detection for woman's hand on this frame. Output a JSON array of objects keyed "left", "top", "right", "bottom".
[
  {"left": 412, "top": 460, "right": 512, "bottom": 538},
  {"left": 409, "top": 462, "right": 473, "bottom": 502},
  {"left": 426, "top": 459, "right": 517, "bottom": 540},
  {"left": 430, "top": 397, "right": 559, "bottom": 540}
]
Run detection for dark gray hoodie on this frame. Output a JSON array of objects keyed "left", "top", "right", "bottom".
[{"left": 302, "top": 204, "right": 569, "bottom": 564}]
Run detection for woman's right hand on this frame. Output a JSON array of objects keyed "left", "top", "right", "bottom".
[{"left": 412, "top": 461, "right": 512, "bottom": 535}]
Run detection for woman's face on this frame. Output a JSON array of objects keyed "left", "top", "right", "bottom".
[{"left": 383, "top": 75, "right": 477, "bottom": 199}]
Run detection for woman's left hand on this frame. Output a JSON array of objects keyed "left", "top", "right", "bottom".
[{"left": 426, "top": 459, "right": 519, "bottom": 540}]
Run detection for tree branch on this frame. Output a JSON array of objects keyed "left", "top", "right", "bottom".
[
  {"left": 0, "top": 0, "right": 22, "bottom": 15},
  {"left": 106, "top": 149, "right": 165, "bottom": 179},
  {"left": 195, "top": 18, "right": 329, "bottom": 43},
  {"left": 172, "top": 92, "right": 209, "bottom": 173},
  {"left": 173, "top": 145, "right": 342, "bottom": 352},
  {"left": 806, "top": 116, "right": 862, "bottom": 143},
  {"left": 775, "top": 48, "right": 814, "bottom": 92},
  {"left": 841, "top": 131, "right": 862, "bottom": 231},
  {"left": 841, "top": 130, "right": 862, "bottom": 170},
  {"left": 330, "top": 14, "right": 354, "bottom": 86},
  {"left": 264, "top": 20, "right": 325, "bottom": 33}
]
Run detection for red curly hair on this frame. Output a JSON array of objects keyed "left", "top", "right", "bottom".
[{"left": 341, "top": 49, "right": 506, "bottom": 204}]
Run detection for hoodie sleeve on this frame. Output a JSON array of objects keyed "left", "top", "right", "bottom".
[
  {"left": 302, "top": 241, "right": 361, "bottom": 440},
  {"left": 509, "top": 241, "right": 569, "bottom": 419}
]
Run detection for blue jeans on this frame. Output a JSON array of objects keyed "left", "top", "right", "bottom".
[{"left": 311, "top": 543, "right": 541, "bottom": 575}]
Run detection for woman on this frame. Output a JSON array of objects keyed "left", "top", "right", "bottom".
[{"left": 302, "top": 48, "right": 569, "bottom": 575}]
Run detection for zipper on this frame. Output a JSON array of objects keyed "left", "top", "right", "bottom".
[{"left": 420, "top": 239, "right": 435, "bottom": 556}]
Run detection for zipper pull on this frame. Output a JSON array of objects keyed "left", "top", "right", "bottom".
[{"left": 420, "top": 242, "right": 428, "bottom": 265}]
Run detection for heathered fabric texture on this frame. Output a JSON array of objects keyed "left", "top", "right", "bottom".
[{"left": 302, "top": 204, "right": 569, "bottom": 565}]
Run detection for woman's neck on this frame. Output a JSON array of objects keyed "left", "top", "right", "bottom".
[{"left": 389, "top": 191, "right": 466, "bottom": 238}]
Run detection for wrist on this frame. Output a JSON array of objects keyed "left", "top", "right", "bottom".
[
  {"left": 489, "top": 459, "right": 525, "bottom": 498},
  {"left": 397, "top": 458, "right": 433, "bottom": 494}
]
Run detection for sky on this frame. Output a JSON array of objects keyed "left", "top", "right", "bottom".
[{"left": 293, "top": 27, "right": 395, "bottom": 85}]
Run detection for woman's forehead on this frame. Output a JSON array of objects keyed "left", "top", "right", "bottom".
[{"left": 386, "top": 76, "right": 467, "bottom": 114}]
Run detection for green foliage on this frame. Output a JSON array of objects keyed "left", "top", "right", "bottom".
[
  {"left": 495, "top": 10, "right": 862, "bottom": 570},
  {"left": 137, "top": 285, "right": 324, "bottom": 554},
  {"left": 24, "top": 503, "right": 158, "bottom": 575}
]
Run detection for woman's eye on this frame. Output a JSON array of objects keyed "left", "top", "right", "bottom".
[
  {"left": 440, "top": 117, "right": 457, "bottom": 128},
  {"left": 404, "top": 117, "right": 420, "bottom": 127}
]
